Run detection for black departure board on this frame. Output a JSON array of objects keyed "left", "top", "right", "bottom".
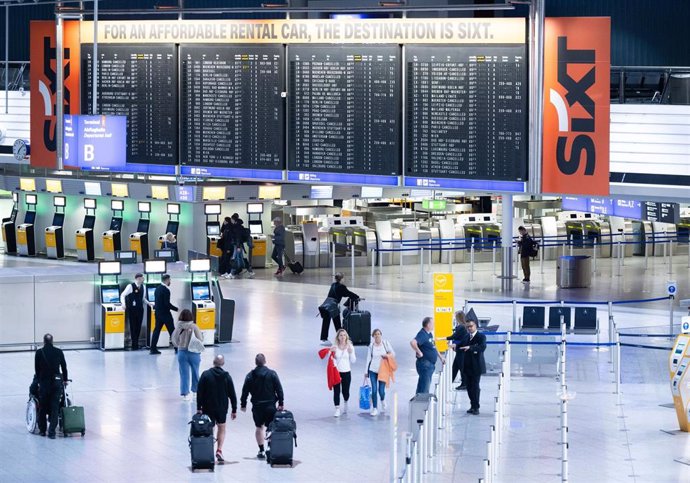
[
  {"left": 405, "top": 45, "right": 527, "bottom": 181},
  {"left": 288, "top": 45, "right": 401, "bottom": 176},
  {"left": 180, "top": 45, "right": 284, "bottom": 170},
  {"left": 644, "top": 202, "right": 680, "bottom": 224},
  {"left": 82, "top": 44, "right": 177, "bottom": 165}
]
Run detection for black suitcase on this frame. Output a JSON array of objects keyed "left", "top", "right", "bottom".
[
  {"left": 267, "top": 431, "right": 295, "bottom": 466},
  {"left": 344, "top": 310, "right": 371, "bottom": 345},
  {"left": 190, "top": 435, "right": 215, "bottom": 471},
  {"left": 283, "top": 253, "right": 304, "bottom": 275}
]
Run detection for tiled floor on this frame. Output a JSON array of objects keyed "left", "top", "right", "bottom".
[{"left": 1, "top": 253, "right": 690, "bottom": 482}]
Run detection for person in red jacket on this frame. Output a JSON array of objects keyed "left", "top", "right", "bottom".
[{"left": 318, "top": 347, "right": 342, "bottom": 390}]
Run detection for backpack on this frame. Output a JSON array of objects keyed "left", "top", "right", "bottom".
[
  {"left": 189, "top": 413, "right": 214, "bottom": 438},
  {"left": 530, "top": 238, "right": 539, "bottom": 257},
  {"left": 269, "top": 410, "right": 297, "bottom": 446}
]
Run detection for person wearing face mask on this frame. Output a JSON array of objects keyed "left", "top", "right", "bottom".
[
  {"left": 120, "top": 273, "right": 153, "bottom": 350},
  {"left": 459, "top": 321, "right": 487, "bottom": 415}
]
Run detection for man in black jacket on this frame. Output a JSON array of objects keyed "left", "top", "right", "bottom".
[
  {"left": 120, "top": 273, "right": 152, "bottom": 350},
  {"left": 460, "top": 321, "right": 487, "bottom": 415},
  {"left": 150, "top": 274, "right": 178, "bottom": 355},
  {"left": 240, "top": 354, "right": 285, "bottom": 460},
  {"left": 34, "top": 334, "right": 68, "bottom": 438},
  {"left": 197, "top": 355, "right": 237, "bottom": 464},
  {"left": 446, "top": 311, "right": 470, "bottom": 390}
]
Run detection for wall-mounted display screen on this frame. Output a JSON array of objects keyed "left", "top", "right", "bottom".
[
  {"left": 246, "top": 203, "right": 264, "bottom": 214},
  {"left": 189, "top": 258, "right": 211, "bottom": 272},
  {"left": 84, "top": 198, "right": 97, "bottom": 209},
  {"left": 151, "top": 185, "right": 170, "bottom": 200},
  {"left": 258, "top": 185, "right": 281, "bottom": 200},
  {"left": 82, "top": 44, "right": 178, "bottom": 165},
  {"left": 204, "top": 204, "right": 221, "bottom": 215},
  {"left": 111, "top": 199, "right": 124, "bottom": 211},
  {"left": 46, "top": 179, "right": 63, "bottom": 193},
  {"left": 310, "top": 185, "right": 333, "bottom": 200},
  {"left": 202, "top": 187, "right": 226, "bottom": 201},
  {"left": 20, "top": 178, "right": 36, "bottom": 192},
  {"left": 360, "top": 186, "right": 383, "bottom": 198},
  {"left": 53, "top": 196, "right": 66, "bottom": 207},
  {"left": 167, "top": 203, "right": 180, "bottom": 215},
  {"left": 98, "top": 261, "right": 121, "bottom": 275},
  {"left": 144, "top": 259, "right": 167, "bottom": 274},
  {"left": 138, "top": 202, "right": 151, "bottom": 213},
  {"left": 84, "top": 181, "right": 102, "bottom": 196},
  {"left": 111, "top": 183, "right": 129, "bottom": 198},
  {"left": 288, "top": 45, "right": 401, "bottom": 180},
  {"left": 25, "top": 194, "right": 37, "bottom": 205},
  {"left": 180, "top": 45, "right": 284, "bottom": 174}
]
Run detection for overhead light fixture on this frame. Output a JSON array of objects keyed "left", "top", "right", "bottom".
[{"left": 262, "top": 2, "right": 289, "bottom": 8}]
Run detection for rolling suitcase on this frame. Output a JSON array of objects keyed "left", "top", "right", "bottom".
[
  {"left": 190, "top": 435, "right": 215, "bottom": 471},
  {"left": 266, "top": 410, "right": 297, "bottom": 467},
  {"left": 60, "top": 381, "right": 85, "bottom": 437},
  {"left": 344, "top": 301, "right": 371, "bottom": 346},
  {"left": 283, "top": 253, "right": 304, "bottom": 275}
]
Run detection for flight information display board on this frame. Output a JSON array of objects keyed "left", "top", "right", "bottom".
[
  {"left": 180, "top": 45, "right": 284, "bottom": 179},
  {"left": 82, "top": 44, "right": 178, "bottom": 165},
  {"left": 405, "top": 45, "right": 527, "bottom": 190},
  {"left": 288, "top": 45, "right": 400, "bottom": 185}
]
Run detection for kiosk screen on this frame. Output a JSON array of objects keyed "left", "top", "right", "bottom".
[
  {"left": 207, "top": 225, "right": 220, "bottom": 236},
  {"left": 101, "top": 287, "right": 120, "bottom": 304},
  {"left": 24, "top": 211, "right": 36, "bottom": 224},
  {"left": 147, "top": 287, "right": 156, "bottom": 301},
  {"left": 52, "top": 213, "right": 65, "bottom": 226},
  {"left": 250, "top": 224, "right": 262, "bottom": 235},
  {"left": 137, "top": 219, "right": 150, "bottom": 233},
  {"left": 191, "top": 283, "right": 211, "bottom": 301},
  {"left": 110, "top": 217, "right": 122, "bottom": 231},
  {"left": 83, "top": 215, "right": 96, "bottom": 229}
]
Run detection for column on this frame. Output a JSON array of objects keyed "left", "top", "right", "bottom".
[{"left": 501, "top": 194, "right": 514, "bottom": 292}]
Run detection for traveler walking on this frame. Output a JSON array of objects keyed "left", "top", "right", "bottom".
[
  {"left": 410, "top": 317, "right": 445, "bottom": 394},
  {"left": 446, "top": 310, "right": 470, "bottom": 390},
  {"left": 150, "top": 274, "right": 178, "bottom": 354},
  {"left": 319, "top": 272, "right": 360, "bottom": 344},
  {"left": 364, "top": 329, "right": 395, "bottom": 416},
  {"left": 171, "top": 309, "right": 203, "bottom": 401},
  {"left": 271, "top": 217, "right": 286, "bottom": 276},
  {"left": 120, "top": 273, "right": 153, "bottom": 350},
  {"left": 240, "top": 354, "right": 285, "bottom": 460},
  {"left": 331, "top": 329, "right": 356, "bottom": 417},
  {"left": 34, "top": 334, "right": 68, "bottom": 438},
  {"left": 196, "top": 355, "right": 238, "bottom": 464},
  {"left": 517, "top": 226, "right": 536, "bottom": 283},
  {"left": 460, "top": 320, "right": 487, "bottom": 415}
]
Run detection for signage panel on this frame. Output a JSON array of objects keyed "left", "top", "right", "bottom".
[
  {"left": 433, "top": 273, "right": 454, "bottom": 353},
  {"left": 64, "top": 115, "right": 127, "bottom": 171}
]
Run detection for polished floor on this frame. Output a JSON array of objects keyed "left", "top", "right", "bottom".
[{"left": 1, "top": 253, "right": 689, "bottom": 482}]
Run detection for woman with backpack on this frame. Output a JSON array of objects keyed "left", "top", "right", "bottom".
[
  {"left": 364, "top": 329, "right": 396, "bottom": 416},
  {"left": 171, "top": 309, "right": 204, "bottom": 401},
  {"left": 330, "top": 329, "right": 356, "bottom": 417},
  {"left": 318, "top": 272, "right": 360, "bottom": 344}
]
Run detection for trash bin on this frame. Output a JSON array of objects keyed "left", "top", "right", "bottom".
[{"left": 557, "top": 255, "right": 592, "bottom": 288}]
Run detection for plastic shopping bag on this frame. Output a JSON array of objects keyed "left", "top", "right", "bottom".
[{"left": 359, "top": 380, "right": 372, "bottom": 411}]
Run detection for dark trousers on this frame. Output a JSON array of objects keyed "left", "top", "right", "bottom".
[
  {"left": 320, "top": 313, "right": 341, "bottom": 341},
  {"left": 521, "top": 256, "right": 531, "bottom": 281},
  {"left": 219, "top": 250, "right": 232, "bottom": 275},
  {"left": 272, "top": 245, "right": 285, "bottom": 270},
  {"left": 150, "top": 315, "right": 176, "bottom": 350},
  {"left": 333, "top": 371, "right": 351, "bottom": 406},
  {"left": 452, "top": 351, "right": 465, "bottom": 385},
  {"left": 466, "top": 372, "right": 482, "bottom": 409},
  {"left": 38, "top": 378, "right": 62, "bottom": 436},
  {"left": 415, "top": 359, "right": 435, "bottom": 394},
  {"left": 127, "top": 307, "right": 144, "bottom": 349}
]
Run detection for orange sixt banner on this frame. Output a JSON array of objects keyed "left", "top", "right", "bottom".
[
  {"left": 30, "top": 21, "right": 81, "bottom": 168},
  {"left": 542, "top": 17, "right": 610, "bottom": 196}
]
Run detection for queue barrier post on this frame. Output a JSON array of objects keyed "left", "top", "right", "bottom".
[
  {"left": 351, "top": 243, "right": 355, "bottom": 283},
  {"left": 492, "top": 240, "right": 497, "bottom": 276},
  {"left": 370, "top": 248, "right": 376, "bottom": 286},
  {"left": 470, "top": 238, "right": 476, "bottom": 281},
  {"left": 668, "top": 240, "right": 673, "bottom": 276},
  {"left": 644, "top": 236, "right": 649, "bottom": 271},
  {"left": 569, "top": 241, "right": 573, "bottom": 257},
  {"left": 539, "top": 239, "right": 544, "bottom": 274},
  {"left": 615, "top": 331, "right": 621, "bottom": 395},
  {"left": 562, "top": 242, "right": 566, "bottom": 257},
  {"left": 399, "top": 242, "right": 404, "bottom": 279},
  {"left": 669, "top": 295, "right": 675, "bottom": 341},
  {"left": 512, "top": 300, "right": 518, "bottom": 333},
  {"left": 419, "top": 247, "right": 425, "bottom": 284},
  {"left": 428, "top": 244, "right": 432, "bottom": 273},
  {"left": 390, "top": 391, "right": 398, "bottom": 483},
  {"left": 404, "top": 432, "right": 413, "bottom": 483},
  {"left": 616, "top": 240, "right": 622, "bottom": 277},
  {"left": 592, "top": 239, "right": 597, "bottom": 275},
  {"left": 331, "top": 241, "right": 336, "bottom": 277}
]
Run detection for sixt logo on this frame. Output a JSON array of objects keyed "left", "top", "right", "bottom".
[
  {"left": 38, "top": 35, "right": 72, "bottom": 153},
  {"left": 549, "top": 36, "right": 596, "bottom": 177}
]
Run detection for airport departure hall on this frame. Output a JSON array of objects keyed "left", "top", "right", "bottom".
[{"left": 1, "top": 0, "right": 690, "bottom": 481}]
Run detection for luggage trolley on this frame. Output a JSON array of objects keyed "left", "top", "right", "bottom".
[{"left": 189, "top": 258, "right": 216, "bottom": 345}]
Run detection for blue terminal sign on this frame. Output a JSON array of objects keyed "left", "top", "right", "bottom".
[
  {"left": 562, "top": 196, "right": 644, "bottom": 220},
  {"left": 64, "top": 115, "right": 127, "bottom": 171},
  {"left": 288, "top": 171, "right": 399, "bottom": 186},
  {"left": 180, "top": 166, "right": 283, "bottom": 181},
  {"left": 404, "top": 176, "right": 526, "bottom": 193}
]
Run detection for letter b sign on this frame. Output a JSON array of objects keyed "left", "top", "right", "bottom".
[{"left": 84, "top": 144, "right": 95, "bottom": 162}]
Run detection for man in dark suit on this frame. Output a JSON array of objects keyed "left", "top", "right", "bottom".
[
  {"left": 446, "top": 311, "right": 469, "bottom": 390},
  {"left": 150, "top": 274, "right": 179, "bottom": 355},
  {"left": 460, "top": 320, "right": 486, "bottom": 415}
]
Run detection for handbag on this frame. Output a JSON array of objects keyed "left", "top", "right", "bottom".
[
  {"left": 359, "top": 378, "right": 372, "bottom": 411},
  {"left": 187, "top": 328, "right": 205, "bottom": 353}
]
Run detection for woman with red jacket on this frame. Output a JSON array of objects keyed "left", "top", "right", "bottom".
[{"left": 330, "top": 329, "right": 356, "bottom": 418}]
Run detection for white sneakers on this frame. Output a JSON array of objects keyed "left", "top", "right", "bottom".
[
  {"left": 342, "top": 401, "right": 348, "bottom": 414},
  {"left": 334, "top": 407, "right": 341, "bottom": 418},
  {"left": 182, "top": 394, "right": 190, "bottom": 401},
  {"left": 381, "top": 400, "right": 387, "bottom": 412},
  {"left": 370, "top": 408, "right": 378, "bottom": 416}
]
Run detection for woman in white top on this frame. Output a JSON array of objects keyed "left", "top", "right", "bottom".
[
  {"left": 365, "top": 328, "right": 395, "bottom": 416},
  {"left": 330, "top": 328, "right": 356, "bottom": 418}
]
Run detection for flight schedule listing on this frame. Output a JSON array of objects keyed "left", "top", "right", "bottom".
[
  {"left": 180, "top": 45, "right": 284, "bottom": 171},
  {"left": 288, "top": 45, "right": 401, "bottom": 177},
  {"left": 82, "top": 44, "right": 177, "bottom": 165},
  {"left": 406, "top": 45, "right": 527, "bottom": 182}
]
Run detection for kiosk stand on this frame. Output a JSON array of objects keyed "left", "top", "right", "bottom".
[
  {"left": 144, "top": 260, "right": 169, "bottom": 349},
  {"left": 76, "top": 198, "right": 97, "bottom": 262},
  {"left": 247, "top": 202, "right": 267, "bottom": 268},
  {"left": 99, "top": 261, "right": 126, "bottom": 351},
  {"left": 189, "top": 258, "right": 216, "bottom": 345},
  {"left": 1, "top": 192, "right": 19, "bottom": 254},
  {"left": 158, "top": 203, "right": 180, "bottom": 249},
  {"left": 45, "top": 196, "right": 66, "bottom": 259},
  {"left": 205, "top": 204, "right": 223, "bottom": 259},
  {"left": 17, "top": 193, "right": 37, "bottom": 257},
  {"left": 103, "top": 199, "right": 124, "bottom": 261},
  {"left": 670, "top": 317, "right": 690, "bottom": 431},
  {"left": 130, "top": 201, "right": 151, "bottom": 261}
]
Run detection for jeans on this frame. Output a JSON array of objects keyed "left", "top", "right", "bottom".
[
  {"left": 231, "top": 247, "right": 245, "bottom": 275},
  {"left": 368, "top": 371, "right": 387, "bottom": 409},
  {"left": 415, "top": 358, "right": 435, "bottom": 394},
  {"left": 272, "top": 245, "right": 285, "bottom": 270},
  {"left": 333, "top": 371, "right": 351, "bottom": 406},
  {"left": 177, "top": 349, "right": 201, "bottom": 396}
]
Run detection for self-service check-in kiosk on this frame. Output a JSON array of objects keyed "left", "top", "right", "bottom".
[
  {"left": 145, "top": 259, "right": 168, "bottom": 349},
  {"left": 45, "top": 196, "right": 66, "bottom": 259},
  {"left": 17, "top": 193, "right": 37, "bottom": 257},
  {"left": 130, "top": 201, "right": 151, "bottom": 261},
  {"left": 158, "top": 203, "right": 180, "bottom": 249},
  {"left": 247, "top": 203, "right": 267, "bottom": 268},
  {"left": 103, "top": 200, "right": 124, "bottom": 261},
  {"left": 205, "top": 204, "right": 223, "bottom": 259},
  {"left": 189, "top": 258, "right": 216, "bottom": 345},
  {"left": 670, "top": 318, "right": 690, "bottom": 431},
  {"left": 76, "top": 198, "right": 97, "bottom": 262},
  {"left": 99, "top": 261, "right": 126, "bottom": 351},
  {"left": 2, "top": 192, "right": 19, "bottom": 254}
]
